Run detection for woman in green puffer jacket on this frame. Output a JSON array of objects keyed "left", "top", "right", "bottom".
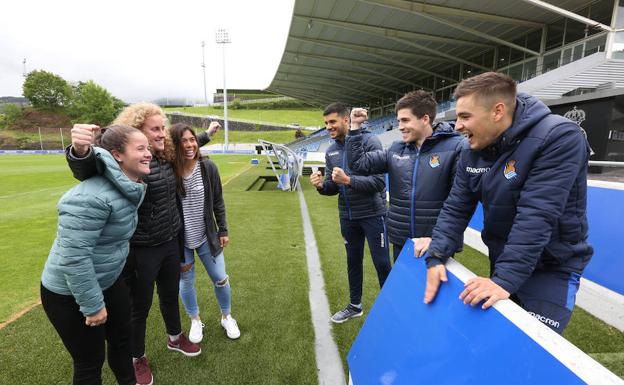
[{"left": 40, "top": 125, "right": 151, "bottom": 385}]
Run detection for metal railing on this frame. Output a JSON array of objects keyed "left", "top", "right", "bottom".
[{"left": 589, "top": 161, "right": 624, "bottom": 167}]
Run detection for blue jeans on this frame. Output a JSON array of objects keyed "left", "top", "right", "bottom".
[{"left": 179, "top": 241, "right": 231, "bottom": 316}]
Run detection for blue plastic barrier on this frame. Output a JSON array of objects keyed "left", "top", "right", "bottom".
[
  {"left": 347, "top": 241, "right": 621, "bottom": 385},
  {"left": 467, "top": 184, "right": 624, "bottom": 296}
]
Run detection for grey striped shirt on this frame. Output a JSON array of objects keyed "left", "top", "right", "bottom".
[{"left": 182, "top": 162, "right": 207, "bottom": 249}]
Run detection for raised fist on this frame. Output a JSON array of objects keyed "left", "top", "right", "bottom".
[
  {"left": 350, "top": 108, "right": 368, "bottom": 129},
  {"left": 206, "top": 121, "right": 221, "bottom": 137},
  {"left": 71, "top": 124, "right": 99, "bottom": 157},
  {"left": 331, "top": 167, "right": 350, "bottom": 185}
]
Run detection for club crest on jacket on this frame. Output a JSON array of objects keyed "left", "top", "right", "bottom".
[
  {"left": 504, "top": 160, "right": 518, "bottom": 180},
  {"left": 429, "top": 154, "right": 440, "bottom": 168}
]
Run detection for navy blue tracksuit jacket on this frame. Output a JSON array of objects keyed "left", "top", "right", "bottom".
[
  {"left": 317, "top": 130, "right": 386, "bottom": 220},
  {"left": 427, "top": 93, "right": 593, "bottom": 301},
  {"left": 348, "top": 122, "right": 463, "bottom": 246},
  {"left": 318, "top": 130, "right": 390, "bottom": 306}
]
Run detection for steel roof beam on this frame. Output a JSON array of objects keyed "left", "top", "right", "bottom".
[
  {"left": 295, "top": 14, "right": 491, "bottom": 47},
  {"left": 284, "top": 51, "right": 425, "bottom": 88},
  {"left": 281, "top": 62, "right": 381, "bottom": 79},
  {"left": 279, "top": 63, "right": 413, "bottom": 93},
  {"left": 292, "top": 36, "right": 459, "bottom": 82},
  {"left": 273, "top": 78, "right": 381, "bottom": 99},
  {"left": 278, "top": 70, "right": 400, "bottom": 94},
  {"left": 359, "top": 0, "right": 541, "bottom": 57},
  {"left": 272, "top": 80, "right": 372, "bottom": 100},
  {"left": 292, "top": 34, "right": 452, "bottom": 62},
  {"left": 367, "top": 0, "right": 543, "bottom": 28},
  {"left": 295, "top": 20, "right": 489, "bottom": 70},
  {"left": 271, "top": 84, "right": 365, "bottom": 104},
  {"left": 271, "top": 87, "right": 347, "bottom": 105},
  {"left": 269, "top": 88, "right": 332, "bottom": 106},
  {"left": 286, "top": 50, "right": 401, "bottom": 71}
]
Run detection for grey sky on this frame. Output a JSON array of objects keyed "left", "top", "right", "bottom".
[{"left": 0, "top": 0, "right": 294, "bottom": 102}]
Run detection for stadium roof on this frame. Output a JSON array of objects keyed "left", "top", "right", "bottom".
[{"left": 267, "top": 0, "right": 607, "bottom": 107}]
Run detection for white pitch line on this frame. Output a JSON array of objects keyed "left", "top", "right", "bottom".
[
  {"left": 222, "top": 164, "right": 253, "bottom": 187},
  {"left": 297, "top": 185, "right": 346, "bottom": 385},
  {"left": 0, "top": 185, "right": 71, "bottom": 199}
]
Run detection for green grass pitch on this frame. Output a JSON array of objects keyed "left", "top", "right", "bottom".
[{"left": 0, "top": 154, "right": 622, "bottom": 383}]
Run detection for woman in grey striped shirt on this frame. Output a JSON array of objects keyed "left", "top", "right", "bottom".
[{"left": 170, "top": 123, "right": 240, "bottom": 343}]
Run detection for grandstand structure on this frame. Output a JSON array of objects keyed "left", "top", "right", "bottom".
[
  {"left": 269, "top": 0, "right": 624, "bottom": 162},
  {"left": 266, "top": 0, "right": 624, "bottom": 337}
]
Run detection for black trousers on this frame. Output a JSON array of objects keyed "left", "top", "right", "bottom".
[
  {"left": 41, "top": 277, "right": 134, "bottom": 385},
  {"left": 340, "top": 216, "right": 391, "bottom": 305},
  {"left": 124, "top": 237, "right": 182, "bottom": 358},
  {"left": 392, "top": 243, "right": 403, "bottom": 262}
]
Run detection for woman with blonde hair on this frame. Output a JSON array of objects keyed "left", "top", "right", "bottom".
[{"left": 66, "top": 103, "right": 220, "bottom": 385}]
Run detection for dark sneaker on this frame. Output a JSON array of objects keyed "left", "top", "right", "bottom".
[
  {"left": 167, "top": 333, "right": 201, "bottom": 357},
  {"left": 133, "top": 356, "right": 153, "bottom": 385},
  {"left": 330, "top": 304, "right": 363, "bottom": 324}
]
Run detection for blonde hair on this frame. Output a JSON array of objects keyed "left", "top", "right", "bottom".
[
  {"left": 113, "top": 102, "right": 166, "bottom": 128},
  {"left": 113, "top": 102, "right": 174, "bottom": 161}
]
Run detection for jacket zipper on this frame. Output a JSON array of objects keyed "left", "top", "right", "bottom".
[
  {"left": 410, "top": 149, "right": 420, "bottom": 238},
  {"left": 341, "top": 147, "right": 352, "bottom": 220}
]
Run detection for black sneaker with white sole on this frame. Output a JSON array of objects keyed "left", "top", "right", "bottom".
[{"left": 330, "top": 304, "right": 363, "bottom": 323}]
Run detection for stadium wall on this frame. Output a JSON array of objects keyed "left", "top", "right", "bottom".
[{"left": 167, "top": 113, "right": 292, "bottom": 131}]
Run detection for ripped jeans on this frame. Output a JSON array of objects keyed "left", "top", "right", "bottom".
[{"left": 179, "top": 241, "right": 231, "bottom": 317}]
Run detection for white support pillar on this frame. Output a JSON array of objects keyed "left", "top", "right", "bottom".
[{"left": 605, "top": 0, "right": 623, "bottom": 59}]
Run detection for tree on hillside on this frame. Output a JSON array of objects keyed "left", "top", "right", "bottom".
[
  {"left": 22, "top": 70, "right": 72, "bottom": 110},
  {"left": 68, "top": 81, "right": 124, "bottom": 126},
  {"left": 1, "top": 104, "right": 24, "bottom": 128}
]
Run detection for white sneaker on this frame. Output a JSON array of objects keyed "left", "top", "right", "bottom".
[
  {"left": 189, "top": 319, "right": 204, "bottom": 343},
  {"left": 220, "top": 315, "right": 240, "bottom": 339}
]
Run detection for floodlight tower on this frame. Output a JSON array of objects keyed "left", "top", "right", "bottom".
[
  {"left": 201, "top": 41, "right": 208, "bottom": 107},
  {"left": 216, "top": 28, "right": 231, "bottom": 152}
]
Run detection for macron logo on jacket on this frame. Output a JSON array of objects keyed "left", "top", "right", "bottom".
[
  {"left": 466, "top": 166, "right": 490, "bottom": 174},
  {"left": 392, "top": 154, "right": 411, "bottom": 161}
]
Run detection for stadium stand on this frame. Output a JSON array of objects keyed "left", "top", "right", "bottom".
[{"left": 268, "top": 2, "right": 624, "bottom": 381}]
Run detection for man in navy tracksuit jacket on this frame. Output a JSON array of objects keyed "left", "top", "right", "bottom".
[
  {"left": 309, "top": 102, "right": 391, "bottom": 323},
  {"left": 423, "top": 72, "right": 593, "bottom": 333},
  {"left": 348, "top": 91, "right": 463, "bottom": 261}
]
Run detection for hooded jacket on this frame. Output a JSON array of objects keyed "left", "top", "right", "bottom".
[
  {"left": 348, "top": 122, "right": 463, "bottom": 246},
  {"left": 317, "top": 129, "right": 387, "bottom": 220},
  {"left": 427, "top": 93, "right": 593, "bottom": 295},
  {"left": 42, "top": 147, "right": 146, "bottom": 316}
]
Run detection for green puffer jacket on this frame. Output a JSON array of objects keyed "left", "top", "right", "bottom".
[{"left": 41, "top": 147, "right": 146, "bottom": 316}]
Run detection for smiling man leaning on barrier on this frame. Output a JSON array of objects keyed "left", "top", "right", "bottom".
[{"left": 422, "top": 72, "right": 594, "bottom": 334}]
